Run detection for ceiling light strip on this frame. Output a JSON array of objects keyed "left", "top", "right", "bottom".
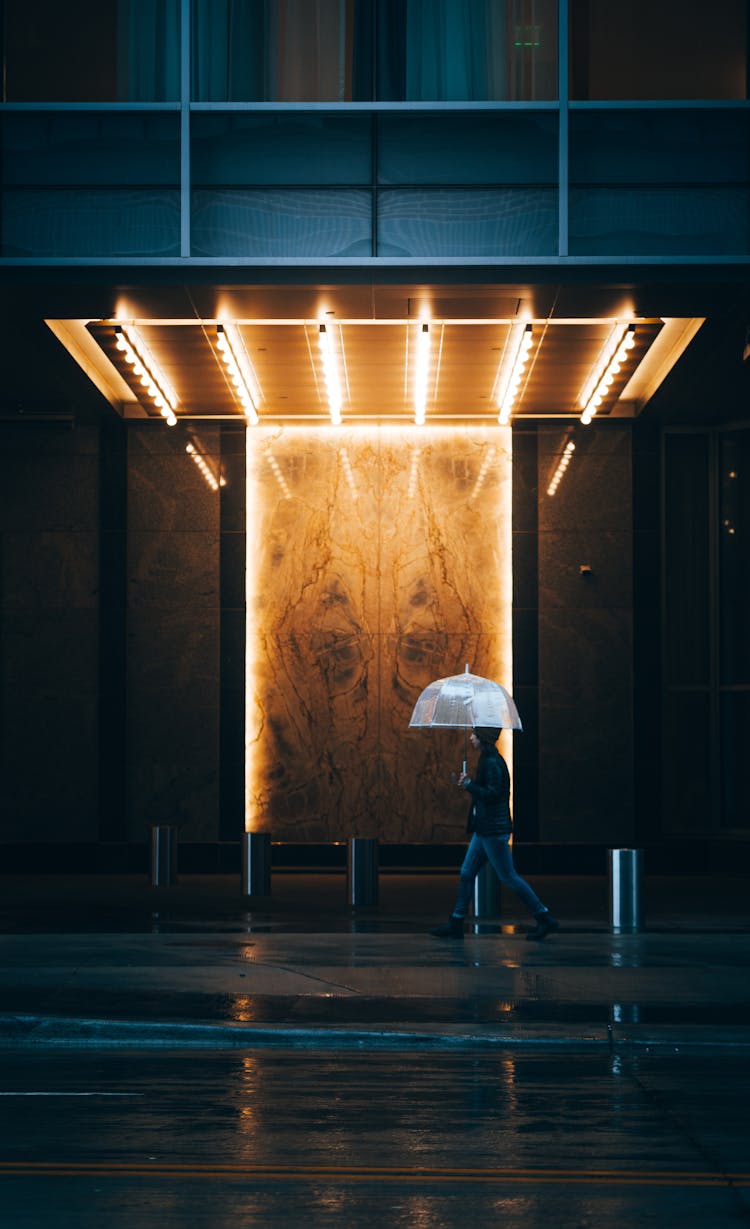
[
  {"left": 547, "top": 440, "right": 576, "bottom": 496},
  {"left": 414, "top": 323, "right": 431, "bottom": 426},
  {"left": 216, "top": 324, "right": 259, "bottom": 425},
  {"left": 497, "top": 324, "right": 533, "bottom": 425},
  {"left": 580, "top": 324, "right": 636, "bottom": 426},
  {"left": 318, "top": 324, "right": 343, "bottom": 425},
  {"left": 114, "top": 325, "right": 178, "bottom": 426}
]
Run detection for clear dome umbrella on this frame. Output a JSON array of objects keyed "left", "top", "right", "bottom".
[{"left": 408, "top": 664, "right": 522, "bottom": 772}]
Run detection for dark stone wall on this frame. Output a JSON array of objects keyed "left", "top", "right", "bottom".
[
  {"left": 0, "top": 421, "right": 100, "bottom": 840},
  {"left": 632, "top": 419, "right": 661, "bottom": 841},
  {"left": 536, "top": 423, "right": 634, "bottom": 843},
  {"left": 0, "top": 415, "right": 245, "bottom": 849},
  {"left": 124, "top": 423, "right": 223, "bottom": 842}
]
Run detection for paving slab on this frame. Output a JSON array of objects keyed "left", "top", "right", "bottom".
[{"left": 0, "top": 873, "right": 747, "bottom": 1050}]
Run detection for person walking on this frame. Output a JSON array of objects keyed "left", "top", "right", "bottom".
[{"left": 431, "top": 726, "right": 560, "bottom": 941}]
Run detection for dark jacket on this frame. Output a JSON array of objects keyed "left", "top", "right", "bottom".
[{"left": 463, "top": 744, "right": 512, "bottom": 837}]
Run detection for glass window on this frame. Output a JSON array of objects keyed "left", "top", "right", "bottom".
[
  {"left": 192, "top": 0, "right": 557, "bottom": 102},
  {"left": 191, "top": 188, "right": 371, "bottom": 256},
  {"left": 377, "top": 187, "right": 557, "bottom": 256},
  {"left": 569, "top": 110, "right": 750, "bottom": 257},
  {"left": 378, "top": 112, "right": 558, "bottom": 184},
  {"left": 192, "top": 0, "right": 373, "bottom": 101},
  {"left": 2, "top": 0, "right": 180, "bottom": 102},
  {"left": 2, "top": 113, "right": 180, "bottom": 186},
  {"left": 191, "top": 114, "right": 372, "bottom": 185},
  {"left": 377, "top": 0, "right": 558, "bottom": 100},
  {"left": 1, "top": 113, "right": 180, "bottom": 256},
  {"left": 570, "top": 110, "right": 750, "bottom": 188},
  {"left": 569, "top": 187, "right": 750, "bottom": 258},
  {"left": 570, "top": 0, "right": 747, "bottom": 100}
]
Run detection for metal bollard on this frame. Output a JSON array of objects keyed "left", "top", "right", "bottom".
[
  {"left": 473, "top": 860, "right": 501, "bottom": 919},
  {"left": 150, "top": 824, "right": 178, "bottom": 887},
  {"left": 608, "top": 848, "right": 643, "bottom": 932},
  {"left": 242, "top": 831, "right": 272, "bottom": 898},
  {"left": 347, "top": 838, "right": 379, "bottom": 907}
]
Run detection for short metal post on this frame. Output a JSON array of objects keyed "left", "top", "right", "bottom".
[
  {"left": 150, "top": 824, "right": 178, "bottom": 887},
  {"left": 347, "top": 838, "right": 379, "bottom": 907},
  {"left": 242, "top": 831, "right": 271, "bottom": 898},
  {"left": 608, "top": 848, "right": 643, "bottom": 932},
  {"left": 473, "top": 860, "right": 501, "bottom": 919}
]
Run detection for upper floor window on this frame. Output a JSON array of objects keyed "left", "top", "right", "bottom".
[
  {"left": 192, "top": 0, "right": 558, "bottom": 102},
  {"left": 377, "top": 0, "right": 557, "bottom": 101},
  {"left": 2, "top": 0, "right": 180, "bottom": 102},
  {"left": 192, "top": 0, "right": 371, "bottom": 101},
  {"left": 570, "top": 0, "right": 748, "bottom": 100}
]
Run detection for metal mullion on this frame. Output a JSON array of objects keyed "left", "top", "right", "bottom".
[
  {"left": 569, "top": 99, "right": 750, "bottom": 110},
  {"left": 557, "top": 0, "right": 568, "bottom": 257},
  {"left": 371, "top": 113, "right": 378, "bottom": 256},
  {"left": 0, "top": 102, "right": 180, "bottom": 111},
  {"left": 187, "top": 101, "right": 560, "bottom": 112},
  {"left": 180, "top": 0, "right": 191, "bottom": 258}
]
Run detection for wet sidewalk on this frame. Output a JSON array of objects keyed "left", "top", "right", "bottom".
[{"left": 0, "top": 872, "right": 749, "bottom": 1051}]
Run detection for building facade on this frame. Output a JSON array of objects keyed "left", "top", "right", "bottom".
[{"left": 1, "top": 0, "right": 749, "bottom": 869}]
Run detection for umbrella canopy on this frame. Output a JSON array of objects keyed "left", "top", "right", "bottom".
[{"left": 408, "top": 667, "right": 522, "bottom": 731}]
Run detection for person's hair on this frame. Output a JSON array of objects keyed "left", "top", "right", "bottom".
[{"left": 473, "top": 726, "right": 501, "bottom": 745}]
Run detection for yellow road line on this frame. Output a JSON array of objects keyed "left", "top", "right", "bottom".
[{"left": 0, "top": 1163, "right": 747, "bottom": 1187}]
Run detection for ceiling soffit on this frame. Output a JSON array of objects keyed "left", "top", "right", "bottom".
[{"left": 74, "top": 315, "right": 681, "bottom": 425}]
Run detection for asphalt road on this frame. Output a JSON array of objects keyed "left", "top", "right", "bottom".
[{"left": 0, "top": 1047, "right": 748, "bottom": 1228}]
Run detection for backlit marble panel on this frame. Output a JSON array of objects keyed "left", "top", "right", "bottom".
[{"left": 246, "top": 426, "right": 512, "bottom": 841}]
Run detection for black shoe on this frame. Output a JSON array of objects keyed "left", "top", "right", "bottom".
[
  {"left": 430, "top": 916, "right": 464, "bottom": 939},
  {"left": 526, "top": 912, "right": 560, "bottom": 941}
]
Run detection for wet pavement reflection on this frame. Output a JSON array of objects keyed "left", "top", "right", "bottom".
[
  {"left": 0, "top": 1048, "right": 748, "bottom": 1228},
  {"left": 1, "top": 927, "right": 749, "bottom": 1045}
]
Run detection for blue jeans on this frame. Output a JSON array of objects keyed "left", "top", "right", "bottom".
[{"left": 453, "top": 833, "right": 547, "bottom": 919}]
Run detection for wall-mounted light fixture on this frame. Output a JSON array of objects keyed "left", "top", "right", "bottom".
[
  {"left": 547, "top": 439, "right": 576, "bottom": 496},
  {"left": 496, "top": 323, "right": 533, "bottom": 425},
  {"left": 186, "top": 441, "right": 225, "bottom": 492},
  {"left": 413, "top": 322, "right": 431, "bottom": 425},
  {"left": 318, "top": 323, "right": 343, "bottom": 425},
  {"left": 216, "top": 324, "right": 259, "bottom": 425},
  {"left": 114, "top": 324, "right": 178, "bottom": 425},
  {"left": 580, "top": 324, "right": 636, "bottom": 425}
]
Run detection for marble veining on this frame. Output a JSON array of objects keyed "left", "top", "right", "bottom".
[{"left": 246, "top": 426, "right": 512, "bottom": 841}]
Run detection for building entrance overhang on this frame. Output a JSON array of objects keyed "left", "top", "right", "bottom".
[{"left": 36, "top": 278, "right": 709, "bottom": 427}]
